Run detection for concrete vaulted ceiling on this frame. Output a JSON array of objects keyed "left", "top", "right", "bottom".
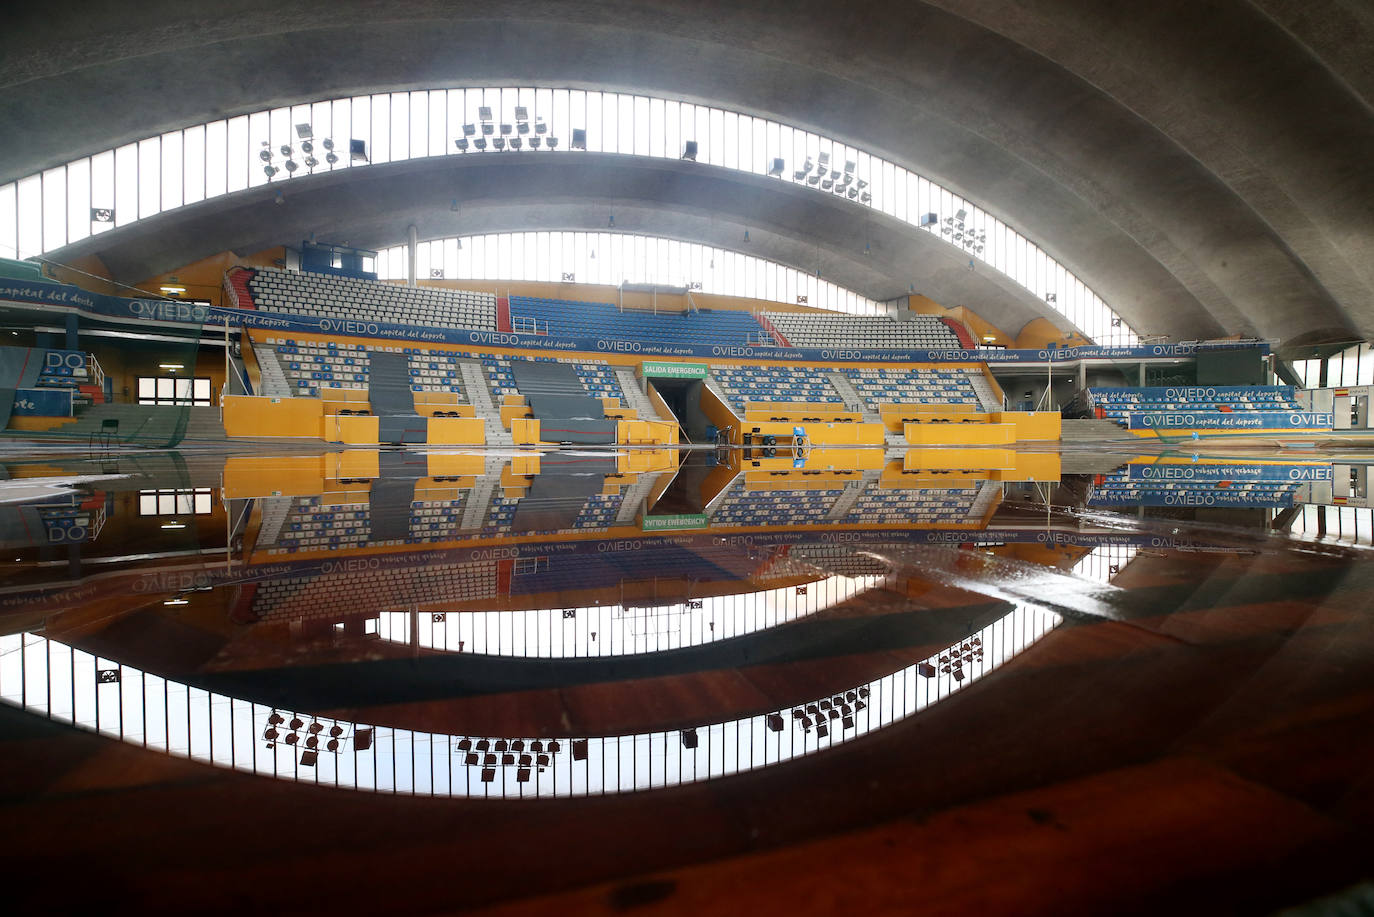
[{"left": 3, "top": 0, "right": 1372, "bottom": 350}]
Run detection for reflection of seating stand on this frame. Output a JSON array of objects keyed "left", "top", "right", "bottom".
[{"left": 89, "top": 418, "right": 118, "bottom": 452}]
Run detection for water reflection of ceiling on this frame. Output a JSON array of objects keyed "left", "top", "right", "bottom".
[{"left": 0, "top": 604, "right": 1059, "bottom": 798}]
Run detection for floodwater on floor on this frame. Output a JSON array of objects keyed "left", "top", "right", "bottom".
[{"left": 0, "top": 445, "right": 1372, "bottom": 914}]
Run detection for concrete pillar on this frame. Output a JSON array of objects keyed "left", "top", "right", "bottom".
[
  {"left": 65, "top": 313, "right": 79, "bottom": 350},
  {"left": 406, "top": 224, "right": 418, "bottom": 288},
  {"left": 1137, "top": 363, "right": 1146, "bottom": 386}
]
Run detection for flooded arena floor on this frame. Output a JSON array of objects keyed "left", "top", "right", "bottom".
[{"left": 1, "top": 445, "right": 1372, "bottom": 914}]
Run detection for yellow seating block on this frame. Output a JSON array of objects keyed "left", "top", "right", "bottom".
[
  {"left": 427, "top": 416, "right": 486, "bottom": 445},
  {"left": 324, "top": 414, "right": 380, "bottom": 444},
  {"left": 989, "top": 411, "right": 1062, "bottom": 441},
  {"left": 223, "top": 395, "right": 322, "bottom": 438},
  {"left": 511, "top": 417, "right": 542, "bottom": 445},
  {"left": 904, "top": 422, "right": 1014, "bottom": 446}
]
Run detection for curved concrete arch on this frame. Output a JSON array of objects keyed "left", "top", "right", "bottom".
[
  {"left": 50, "top": 155, "right": 1068, "bottom": 335},
  {"left": 5, "top": 0, "right": 1371, "bottom": 347}
]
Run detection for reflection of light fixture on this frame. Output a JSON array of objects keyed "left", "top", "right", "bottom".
[
  {"left": 163, "top": 597, "right": 189, "bottom": 606},
  {"left": 743, "top": 229, "right": 750, "bottom": 243},
  {"left": 158, "top": 285, "right": 186, "bottom": 295},
  {"left": 161, "top": 522, "right": 186, "bottom": 530},
  {"left": 982, "top": 334, "right": 997, "bottom": 342},
  {"left": 158, "top": 363, "right": 184, "bottom": 370}
]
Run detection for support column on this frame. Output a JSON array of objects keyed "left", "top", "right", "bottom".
[
  {"left": 406, "top": 224, "right": 418, "bottom": 288},
  {"left": 1138, "top": 363, "right": 1146, "bottom": 386},
  {"left": 65, "top": 313, "right": 79, "bottom": 350}
]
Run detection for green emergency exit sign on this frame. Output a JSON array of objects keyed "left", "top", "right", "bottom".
[{"left": 641, "top": 362, "right": 708, "bottom": 379}]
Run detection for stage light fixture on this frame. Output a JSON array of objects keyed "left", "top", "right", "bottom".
[
  {"left": 478, "top": 106, "right": 493, "bottom": 121},
  {"left": 322, "top": 138, "right": 334, "bottom": 151},
  {"left": 462, "top": 123, "right": 476, "bottom": 136},
  {"left": 571, "top": 129, "right": 587, "bottom": 150},
  {"left": 295, "top": 123, "right": 313, "bottom": 139},
  {"left": 482, "top": 122, "right": 494, "bottom": 135},
  {"left": 500, "top": 123, "right": 513, "bottom": 135},
  {"left": 455, "top": 138, "right": 469, "bottom": 151},
  {"left": 300, "top": 140, "right": 313, "bottom": 154},
  {"left": 860, "top": 192, "right": 872, "bottom": 204},
  {"left": 493, "top": 137, "right": 505, "bottom": 150},
  {"left": 529, "top": 136, "right": 541, "bottom": 148},
  {"left": 263, "top": 165, "right": 278, "bottom": 178},
  {"left": 844, "top": 160, "right": 856, "bottom": 174},
  {"left": 510, "top": 137, "right": 522, "bottom": 149},
  {"left": 547, "top": 136, "right": 559, "bottom": 149},
  {"left": 325, "top": 151, "right": 338, "bottom": 165},
  {"left": 278, "top": 144, "right": 292, "bottom": 158},
  {"left": 768, "top": 157, "right": 785, "bottom": 176},
  {"left": 682, "top": 140, "right": 698, "bottom": 161},
  {"left": 515, "top": 106, "right": 528, "bottom": 121},
  {"left": 535, "top": 118, "right": 548, "bottom": 134},
  {"left": 284, "top": 159, "right": 298, "bottom": 173},
  {"left": 350, "top": 139, "right": 368, "bottom": 162},
  {"left": 258, "top": 148, "right": 272, "bottom": 163},
  {"left": 474, "top": 137, "right": 487, "bottom": 150}
]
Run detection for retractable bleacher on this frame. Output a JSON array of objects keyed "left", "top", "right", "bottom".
[
  {"left": 762, "top": 311, "right": 961, "bottom": 349},
  {"left": 510, "top": 296, "right": 766, "bottom": 345},
  {"left": 246, "top": 268, "right": 497, "bottom": 330}
]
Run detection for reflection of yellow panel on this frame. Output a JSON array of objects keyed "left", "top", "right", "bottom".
[
  {"left": 743, "top": 473, "right": 863, "bottom": 489},
  {"left": 904, "top": 422, "right": 1014, "bottom": 445},
  {"left": 223, "top": 455, "right": 326, "bottom": 498},
  {"left": 618, "top": 449, "right": 678, "bottom": 475},
  {"left": 427, "top": 453, "right": 487, "bottom": 478},
  {"left": 742, "top": 448, "right": 884, "bottom": 473},
  {"left": 901, "top": 449, "right": 1016, "bottom": 473},
  {"left": 991, "top": 452, "right": 1062, "bottom": 482},
  {"left": 989, "top": 412, "right": 1062, "bottom": 441},
  {"left": 331, "top": 449, "right": 380, "bottom": 481},
  {"left": 510, "top": 454, "right": 542, "bottom": 476},
  {"left": 223, "top": 395, "right": 322, "bottom": 438},
  {"left": 427, "top": 416, "right": 486, "bottom": 445}
]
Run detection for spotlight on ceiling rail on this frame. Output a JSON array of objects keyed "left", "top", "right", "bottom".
[
  {"left": 681, "top": 140, "right": 698, "bottom": 161},
  {"left": 462, "top": 123, "right": 476, "bottom": 137},
  {"left": 349, "top": 139, "right": 368, "bottom": 162},
  {"left": 258, "top": 147, "right": 272, "bottom": 163},
  {"left": 571, "top": 129, "right": 586, "bottom": 150},
  {"left": 295, "top": 123, "right": 313, "bottom": 139},
  {"left": 278, "top": 144, "right": 293, "bottom": 158},
  {"left": 768, "top": 157, "right": 785, "bottom": 177},
  {"left": 535, "top": 117, "right": 548, "bottom": 134},
  {"left": 478, "top": 106, "right": 493, "bottom": 122},
  {"left": 300, "top": 140, "right": 313, "bottom": 154},
  {"left": 455, "top": 138, "right": 469, "bottom": 151}
]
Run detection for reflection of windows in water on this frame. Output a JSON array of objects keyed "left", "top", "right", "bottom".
[
  {"left": 138, "top": 488, "right": 213, "bottom": 516},
  {"left": 136, "top": 375, "right": 211, "bottom": 406},
  {"left": 511, "top": 557, "right": 548, "bottom": 575}
]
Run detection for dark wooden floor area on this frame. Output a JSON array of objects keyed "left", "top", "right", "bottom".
[{"left": 2, "top": 548, "right": 1373, "bottom": 914}]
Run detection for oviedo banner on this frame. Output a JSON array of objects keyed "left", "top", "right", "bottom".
[
  {"left": 0, "top": 277, "right": 1272, "bottom": 366},
  {"left": 1125, "top": 463, "right": 1334, "bottom": 482},
  {"left": 1127, "top": 412, "right": 1333, "bottom": 430}
]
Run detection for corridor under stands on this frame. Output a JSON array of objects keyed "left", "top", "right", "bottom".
[{"left": 0, "top": 445, "right": 1372, "bottom": 914}]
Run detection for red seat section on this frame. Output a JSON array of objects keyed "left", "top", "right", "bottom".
[
  {"left": 497, "top": 296, "right": 511, "bottom": 332},
  {"left": 224, "top": 266, "right": 257, "bottom": 310},
  {"left": 940, "top": 317, "right": 978, "bottom": 348}
]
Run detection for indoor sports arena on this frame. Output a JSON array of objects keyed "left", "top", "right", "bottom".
[{"left": 1, "top": 3, "right": 1373, "bottom": 913}]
